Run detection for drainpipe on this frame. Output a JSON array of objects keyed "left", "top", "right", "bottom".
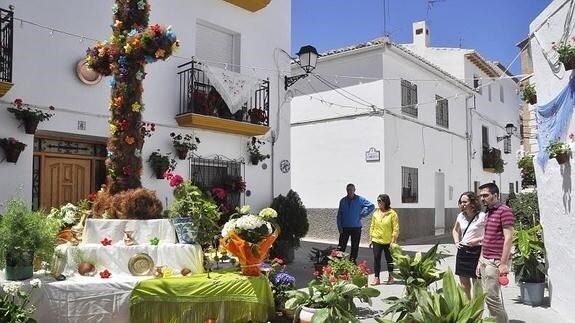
[{"left": 465, "top": 94, "right": 474, "bottom": 191}]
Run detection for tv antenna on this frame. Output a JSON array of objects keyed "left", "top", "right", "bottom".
[{"left": 427, "top": 0, "right": 446, "bottom": 17}]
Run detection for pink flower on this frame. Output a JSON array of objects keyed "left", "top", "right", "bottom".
[
  {"left": 14, "top": 98, "right": 23, "bottom": 107},
  {"left": 211, "top": 187, "right": 226, "bottom": 200},
  {"left": 169, "top": 174, "right": 183, "bottom": 187}
]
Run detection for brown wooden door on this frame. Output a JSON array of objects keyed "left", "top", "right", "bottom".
[{"left": 40, "top": 157, "right": 91, "bottom": 209}]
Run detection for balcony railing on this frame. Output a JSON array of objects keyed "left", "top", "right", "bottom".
[
  {"left": 0, "top": 7, "right": 13, "bottom": 84},
  {"left": 482, "top": 146, "right": 502, "bottom": 170},
  {"left": 176, "top": 60, "right": 270, "bottom": 136}
]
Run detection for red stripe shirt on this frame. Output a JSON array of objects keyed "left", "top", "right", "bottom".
[{"left": 482, "top": 202, "right": 515, "bottom": 260}]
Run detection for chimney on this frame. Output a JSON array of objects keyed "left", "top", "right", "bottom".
[{"left": 413, "top": 21, "right": 430, "bottom": 47}]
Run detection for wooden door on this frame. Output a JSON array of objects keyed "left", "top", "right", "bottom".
[{"left": 40, "top": 157, "right": 91, "bottom": 209}]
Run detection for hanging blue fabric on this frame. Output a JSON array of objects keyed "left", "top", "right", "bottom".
[{"left": 536, "top": 77, "right": 575, "bottom": 168}]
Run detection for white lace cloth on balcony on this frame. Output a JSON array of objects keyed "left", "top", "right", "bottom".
[{"left": 201, "top": 64, "right": 262, "bottom": 113}]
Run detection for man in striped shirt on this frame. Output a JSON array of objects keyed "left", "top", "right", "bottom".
[{"left": 476, "top": 183, "right": 514, "bottom": 323}]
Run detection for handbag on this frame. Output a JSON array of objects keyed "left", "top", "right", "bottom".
[{"left": 460, "top": 212, "right": 481, "bottom": 256}]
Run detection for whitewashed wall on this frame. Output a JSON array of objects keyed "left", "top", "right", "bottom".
[
  {"left": 530, "top": 0, "right": 575, "bottom": 318},
  {"left": 0, "top": 0, "right": 290, "bottom": 211}
]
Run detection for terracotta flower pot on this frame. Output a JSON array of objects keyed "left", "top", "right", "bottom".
[
  {"left": 175, "top": 147, "right": 189, "bottom": 160},
  {"left": 23, "top": 117, "right": 40, "bottom": 135},
  {"left": 562, "top": 57, "right": 575, "bottom": 71},
  {"left": 2, "top": 146, "right": 22, "bottom": 163},
  {"left": 555, "top": 152, "right": 570, "bottom": 164}
]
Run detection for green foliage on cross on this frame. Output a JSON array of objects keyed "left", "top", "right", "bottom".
[{"left": 86, "top": 0, "right": 178, "bottom": 194}]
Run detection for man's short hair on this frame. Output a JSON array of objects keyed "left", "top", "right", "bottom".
[
  {"left": 346, "top": 183, "right": 355, "bottom": 190},
  {"left": 478, "top": 182, "right": 499, "bottom": 195}
]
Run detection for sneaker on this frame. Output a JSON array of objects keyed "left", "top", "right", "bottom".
[
  {"left": 371, "top": 278, "right": 381, "bottom": 286},
  {"left": 385, "top": 277, "right": 395, "bottom": 285}
]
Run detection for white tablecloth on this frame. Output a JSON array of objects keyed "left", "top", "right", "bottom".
[{"left": 82, "top": 219, "right": 177, "bottom": 244}]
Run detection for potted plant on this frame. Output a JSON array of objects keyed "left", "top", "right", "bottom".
[
  {"left": 170, "top": 132, "right": 200, "bottom": 160},
  {"left": 512, "top": 224, "right": 547, "bottom": 306},
  {"left": 518, "top": 155, "right": 537, "bottom": 188},
  {"left": 552, "top": 38, "right": 575, "bottom": 70},
  {"left": 521, "top": 82, "right": 537, "bottom": 105},
  {"left": 248, "top": 108, "right": 267, "bottom": 125},
  {"left": 0, "top": 278, "right": 43, "bottom": 322},
  {"left": 0, "top": 198, "right": 60, "bottom": 280},
  {"left": 165, "top": 173, "right": 221, "bottom": 247},
  {"left": 7, "top": 98, "right": 55, "bottom": 134},
  {"left": 308, "top": 246, "right": 334, "bottom": 274},
  {"left": 0, "top": 137, "right": 27, "bottom": 163},
  {"left": 247, "top": 136, "right": 270, "bottom": 165},
  {"left": 147, "top": 149, "right": 177, "bottom": 179},
  {"left": 544, "top": 138, "right": 571, "bottom": 164},
  {"left": 269, "top": 190, "right": 309, "bottom": 264},
  {"left": 285, "top": 251, "right": 379, "bottom": 323}
]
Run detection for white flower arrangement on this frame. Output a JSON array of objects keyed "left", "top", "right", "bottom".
[
  {"left": 48, "top": 203, "right": 81, "bottom": 230},
  {"left": 221, "top": 206, "right": 277, "bottom": 244}
]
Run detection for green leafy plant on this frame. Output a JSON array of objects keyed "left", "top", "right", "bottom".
[
  {"left": 7, "top": 98, "right": 54, "bottom": 123},
  {"left": 509, "top": 191, "right": 539, "bottom": 228},
  {"left": 520, "top": 82, "right": 537, "bottom": 104},
  {"left": 170, "top": 132, "right": 200, "bottom": 151},
  {"left": 269, "top": 190, "right": 309, "bottom": 260},
  {"left": 0, "top": 198, "right": 60, "bottom": 268},
  {"left": 382, "top": 243, "right": 445, "bottom": 321},
  {"left": 285, "top": 253, "right": 380, "bottom": 323},
  {"left": 518, "top": 155, "right": 536, "bottom": 188},
  {"left": 167, "top": 179, "right": 221, "bottom": 246},
  {"left": 545, "top": 138, "right": 571, "bottom": 158},
  {"left": 0, "top": 279, "right": 42, "bottom": 323},
  {"left": 0, "top": 137, "right": 27, "bottom": 152},
  {"left": 377, "top": 269, "right": 493, "bottom": 323},
  {"left": 247, "top": 137, "right": 270, "bottom": 165},
  {"left": 512, "top": 224, "right": 546, "bottom": 283},
  {"left": 147, "top": 150, "right": 177, "bottom": 176},
  {"left": 493, "top": 158, "right": 504, "bottom": 174},
  {"left": 552, "top": 39, "right": 575, "bottom": 63}
]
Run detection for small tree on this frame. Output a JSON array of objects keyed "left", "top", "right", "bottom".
[
  {"left": 518, "top": 155, "right": 536, "bottom": 188},
  {"left": 269, "top": 190, "right": 309, "bottom": 261}
]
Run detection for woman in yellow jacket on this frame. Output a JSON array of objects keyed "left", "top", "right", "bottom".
[{"left": 369, "top": 194, "right": 399, "bottom": 285}]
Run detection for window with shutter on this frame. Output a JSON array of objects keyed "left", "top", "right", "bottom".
[{"left": 196, "top": 22, "right": 240, "bottom": 72}]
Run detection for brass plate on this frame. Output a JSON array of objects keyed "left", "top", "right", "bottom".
[{"left": 128, "top": 253, "right": 154, "bottom": 276}]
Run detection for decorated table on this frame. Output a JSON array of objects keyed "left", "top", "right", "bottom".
[{"left": 130, "top": 269, "right": 275, "bottom": 323}]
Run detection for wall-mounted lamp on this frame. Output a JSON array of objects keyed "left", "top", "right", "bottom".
[
  {"left": 284, "top": 45, "right": 318, "bottom": 90},
  {"left": 496, "top": 123, "right": 517, "bottom": 142}
]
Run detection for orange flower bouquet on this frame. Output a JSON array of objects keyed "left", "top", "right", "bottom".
[{"left": 220, "top": 206, "right": 279, "bottom": 276}]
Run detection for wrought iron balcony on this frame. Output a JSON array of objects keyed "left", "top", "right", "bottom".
[
  {"left": 176, "top": 60, "right": 270, "bottom": 136},
  {"left": 0, "top": 7, "right": 13, "bottom": 97},
  {"left": 482, "top": 146, "right": 503, "bottom": 172}
]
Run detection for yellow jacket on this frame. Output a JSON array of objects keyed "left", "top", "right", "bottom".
[{"left": 369, "top": 208, "right": 399, "bottom": 244}]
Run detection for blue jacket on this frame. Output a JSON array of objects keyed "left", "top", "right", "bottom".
[{"left": 337, "top": 195, "right": 375, "bottom": 229}]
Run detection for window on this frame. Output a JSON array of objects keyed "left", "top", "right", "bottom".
[
  {"left": 474, "top": 181, "right": 480, "bottom": 194},
  {"left": 482, "top": 126, "right": 489, "bottom": 148},
  {"left": 473, "top": 75, "right": 482, "bottom": 94},
  {"left": 509, "top": 183, "right": 514, "bottom": 196},
  {"left": 488, "top": 84, "right": 492, "bottom": 101},
  {"left": 503, "top": 137, "right": 511, "bottom": 154},
  {"left": 435, "top": 95, "right": 449, "bottom": 128},
  {"left": 189, "top": 157, "right": 244, "bottom": 221},
  {"left": 196, "top": 22, "right": 240, "bottom": 71},
  {"left": 401, "top": 79, "right": 418, "bottom": 117},
  {"left": 499, "top": 85, "right": 505, "bottom": 103},
  {"left": 401, "top": 166, "right": 418, "bottom": 203},
  {"left": 516, "top": 181, "right": 519, "bottom": 193}
]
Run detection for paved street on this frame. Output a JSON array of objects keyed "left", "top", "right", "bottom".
[{"left": 285, "top": 238, "right": 572, "bottom": 323}]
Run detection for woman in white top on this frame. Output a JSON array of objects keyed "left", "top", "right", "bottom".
[{"left": 452, "top": 191, "right": 486, "bottom": 299}]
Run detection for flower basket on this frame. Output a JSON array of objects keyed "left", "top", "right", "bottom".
[
  {"left": 3, "top": 146, "right": 23, "bottom": 163},
  {"left": 562, "top": 57, "right": 575, "bottom": 71},
  {"left": 23, "top": 117, "right": 40, "bottom": 135},
  {"left": 220, "top": 229, "right": 279, "bottom": 276},
  {"left": 175, "top": 147, "right": 189, "bottom": 160},
  {"left": 556, "top": 152, "right": 570, "bottom": 164},
  {"left": 0, "top": 137, "right": 27, "bottom": 163}
]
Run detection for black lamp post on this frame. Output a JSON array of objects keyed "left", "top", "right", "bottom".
[
  {"left": 497, "top": 123, "right": 517, "bottom": 142},
  {"left": 284, "top": 45, "right": 318, "bottom": 90}
]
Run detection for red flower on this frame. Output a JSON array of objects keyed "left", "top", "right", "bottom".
[
  {"left": 14, "top": 98, "right": 23, "bottom": 107},
  {"left": 122, "top": 165, "right": 132, "bottom": 176},
  {"left": 101, "top": 238, "right": 112, "bottom": 246},
  {"left": 169, "top": 174, "right": 183, "bottom": 187},
  {"left": 99, "top": 269, "right": 111, "bottom": 279},
  {"left": 151, "top": 24, "right": 161, "bottom": 33},
  {"left": 87, "top": 192, "right": 97, "bottom": 201},
  {"left": 330, "top": 250, "right": 340, "bottom": 257},
  {"left": 273, "top": 258, "right": 284, "bottom": 265},
  {"left": 313, "top": 271, "right": 321, "bottom": 277},
  {"left": 48, "top": 105, "right": 55, "bottom": 110}
]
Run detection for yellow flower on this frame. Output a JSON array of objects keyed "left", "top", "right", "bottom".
[
  {"left": 124, "top": 43, "right": 132, "bottom": 54},
  {"left": 131, "top": 102, "right": 141, "bottom": 112},
  {"left": 162, "top": 267, "right": 173, "bottom": 278},
  {"left": 109, "top": 124, "right": 117, "bottom": 134}
]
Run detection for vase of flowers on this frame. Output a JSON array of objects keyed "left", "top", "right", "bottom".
[
  {"left": 147, "top": 150, "right": 177, "bottom": 179},
  {"left": 7, "top": 99, "right": 55, "bottom": 134},
  {"left": 170, "top": 132, "right": 200, "bottom": 160},
  {"left": 0, "top": 137, "right": 27, "bottom": 163},
  {"left": 545, "top": 138, "right": 571, "bottom": 164},
  {"left": 553, "top": 38, "right": 575, "bottom": 70},
  {"left": 247, "top": 137, "right": 270, "bottom": 165},
  {"left": 220, "top": 206, "right": 279, "bottom": 276},
  {"left": 0, "top": 279, "right": 43, "bottom": 322}
]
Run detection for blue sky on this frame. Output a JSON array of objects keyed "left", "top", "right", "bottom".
[{"left": 292, "top": 0, "right": 552, "bottom": 76}]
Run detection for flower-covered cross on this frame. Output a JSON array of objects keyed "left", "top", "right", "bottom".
[{"left": 85, "top": 0, "right": 178, "bottom": 194}]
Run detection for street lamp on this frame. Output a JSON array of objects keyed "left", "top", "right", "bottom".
[
  {"left": 496, "top": 123, "right": 517, "bottom": 142},
  {"left": 284, "top": 45, "right": 318, "bottom": 90}
]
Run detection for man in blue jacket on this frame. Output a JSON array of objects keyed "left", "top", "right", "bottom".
[{"left": 337, "top": 183, "right": 375, "bottom": 263}]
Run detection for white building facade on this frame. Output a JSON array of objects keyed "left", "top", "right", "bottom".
[
  {"left": 290, "top": 22, "right": 521, "bottom": 242},
  {"left": 0, "top": 0, "right": 292, "bottom": 212}
]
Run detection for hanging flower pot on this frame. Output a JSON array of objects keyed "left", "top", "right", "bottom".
[
  {"left": 3, "top": 146, "right": 22, "bottom": 163},
  {"left": 250, "top": 155, "right": 260, "bottom": 165},
  {"left": 0, "top": 137, "right": 26, "bottom": 164},
  {"left": 175, "top": 147, "right": 189, "bottom": 160},
  {"left": 562, "top": 57, "right": 575, "bottom": 71},
  {"left": 153, "top": 166, "right": 169, "bottom": 179},
  {"left": 23, "top": 117, "right": 40, "bottom": 135},
  {"left": 555, "top": 152, "right": 570, "bottom": 164}
]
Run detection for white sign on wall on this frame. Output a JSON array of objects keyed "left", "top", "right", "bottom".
[{"left": 365, "top": 147, "right": 380, "bottom": 162}]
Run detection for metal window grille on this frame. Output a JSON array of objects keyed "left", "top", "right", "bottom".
[
  {"left": 516, "top": 181, "right": 519, "bottom": 193},
  {"left": 401, "top": 166, "right": 418, "bottom": 203},
  {"left": 401, "top": 79, "right": 418, "bottom": 117},
  {"left": 503, "top": 137, "right": 511, "bottom": 154},
  {"left": 509, "top": 183, "right": 514, "bottom": 196},
  {"left": 0, "top": 8, "right": 13, "bottom": 83},
  {"left": 189, "top": 157, "right": 244, "bottom": 211},
  {"left": 435, "top": 95, "right": 449, "bottom": 128},
  {"left": 474, "top": 76, "right": 482, "bottom": 94},
  {"left": 482, "top": 126, "right": 489, "bottom": 148}
]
